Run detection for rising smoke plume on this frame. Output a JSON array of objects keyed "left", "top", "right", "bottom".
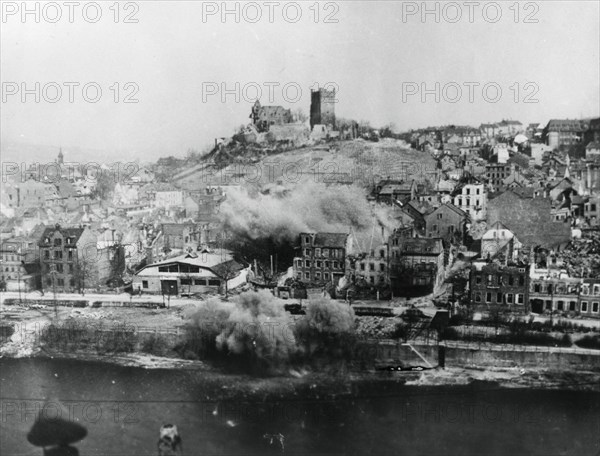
[{"left": 218, "top": 179, "right": 397, "bottom": 243}]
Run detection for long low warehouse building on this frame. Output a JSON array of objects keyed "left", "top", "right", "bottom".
[{"left": 132, "top": 250, "right": 248, "bottom": 296}]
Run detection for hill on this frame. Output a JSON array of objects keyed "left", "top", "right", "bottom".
[{"left": 172, "top": 139, "right": 438, "bottom": 190}]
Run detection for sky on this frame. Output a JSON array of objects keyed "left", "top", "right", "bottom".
[{"left": 1, "top": 0, "right": 599, "bottom": 162}]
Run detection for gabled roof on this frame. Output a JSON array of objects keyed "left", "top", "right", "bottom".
[
  {"left": 586, "top": 141, "right": 600, "bottom": 150},
  {"left": 312, "top": 232, "right": 349, "bottom": 248},
  {"left": 427, "top": 203, "right": 468, "bottom": 219},
  {"left": 39, "top": 226, "right": 85, "bottom": 245}
]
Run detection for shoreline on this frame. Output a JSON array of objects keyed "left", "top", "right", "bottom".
[{"left": 2, "top": 346, "right": 599, "bottom": 395}]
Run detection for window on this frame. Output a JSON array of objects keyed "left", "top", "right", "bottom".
[
  {"left": 304, "top": 236, "right": 310, "bottom": 244},
  {"left": 475, "top": 293, "right": 481, "bottom": 302},
  {"left": 508, "top": 276, "right": 514, "bottom": 286},
  {"left": 476, "top": 276, "right": 482, "bottom": 284},
  {"left": 569, "top": 301, "right": 576, "bottom": 311},
  {"left": 557, "top": 300, "right": 564, "bottom": 311},
  {"left": 497, "top": 292, "right": 502, "bottom": 303},
  {"left": 519, "top": 276, "right": 525, "bottom": 286},
  {"left": 55, "top": 251, "right": 62, "bottom": 260},
  {"left": 369, "top": 263, "right": 375, "bottom": 271},
  {"left": 507, "top": 293, "right": 513, "bottom": 304},
  {"left": 323, "top": 249, "right": 329, "bottom": 257},
  {"left": 68, "top": 250, "right": 73, "bottom": 260},
  {"left": 194, "top": 279, "right": 206, "bottom": 285},
  {"left": 316, "top": 261, "right": 321, "bottom": 268},
  {"left": 305, "top": 249, "right": 311, "bottom": 256},
  {"left": 142, "top": 280, "right": 149, "bottom": 288},
  {"left": 545, "top": 300, "right": 552, "bottom": 310},
  {"left": 324, "top": 272, "right": 329, "bottom": 280},
  {"left": 315, "top": 248, "right": 321, "bottom": 257},
  {"left": 44, "top": 250, "right": 50, "bottom": 259},
  {"left": 315, "top": 272, "right": 321, "bottom": 280},
  {"left": 380, "top": 264, "right": 385, "bottom": 272},
  {"left": 594, "top": 285, "right": 600, "bottom": 296},
  {"left": 180, "top": 278, "right": 192, "bottom": 285},
  {"left": 207, "top": 279, "right": 220, "bottom": 286},
  {"left": 324, "top": 261, "right": 329, "bottom": 268},
  {"left": 379, "top": 250, "right": 385, "bottom": 258},
  {"left": 305, "top": 260, "right": 311, "bottom": 268},
  {"left": 582, "top": 285, "right": 590, "bottom": 295},
  {"left": 56, "top": 264, "right": 63, "bottom": 273},
  {"left": 487, "top": 275, "right": 493, "bottom": 286},
  {"left": 57, "top": 278, "right": 64, "bottom": 286},
  {"left": 517, "top": 294, "right": 524, "bottom": 304},
  {"left": 54, "top": 238, "right": 62, "bottom": 246},
  {"left": 486, "top": 292, "right": 492, "bottom": 303},
  {"left": 437, "top": 213, "right": 442, "bottom": 219},
  {"left": 593, "top": 302, "right": 599, "bottom": 313},
  {"left": 360, "top": 263, "right": 365, "bottom": 271},
  {"left": 534, "top": 283, "right": 540, "bottom": 293},
  {"left": 305, "top": 272, "right": 310, "bottom": 280}
]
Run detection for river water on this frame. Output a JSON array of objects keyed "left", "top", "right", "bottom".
[{"left": 1, "top": 358, "right": 598, "bottom": 455}]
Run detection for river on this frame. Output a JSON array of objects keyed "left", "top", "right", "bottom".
[{"left": 1, "top": 358, "right": 598, "bottom": 455}]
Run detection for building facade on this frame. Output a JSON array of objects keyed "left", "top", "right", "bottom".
[
  {"left": 293, "top": 232, "right": 349, "bottom": 286},
  {"left": 470, "top": 262, "right": 529, "bottom": 309}
]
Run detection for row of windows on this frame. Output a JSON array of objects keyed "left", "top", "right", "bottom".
[
  {"left": 297, "top": 260, "right": 342, "bottom": 269},
  {"left": 178, "top": 278, "right": 220, "bottom": 286},
  {"left": 359, "top": 263, "right": 385, "bottom": 272},
  {"left": 43, "top": 249, "right": 75, "bottom": 260},
  {"left": 529, "top": 283, "right": 600, "bottom": 295},
  {"left": 474, "top": 292, "right": 525, "bottom": 304},
  {"left": 297, "top": 271, "right": 331, "bottom": 281},
  {"left": 46, "top": 277, "right": 69, "bottom": 287},
  {"left": 157, "top": 264, "right": 201, "bottom": 273},
  {"left": 538, "top": 300, "right": 599, "bottom": 313},
  {"left": 303, "top": 248, "right": 343, "bottom": 258},
  {"left": 475, "top": 274, "right": 526, "bottom": 286}
]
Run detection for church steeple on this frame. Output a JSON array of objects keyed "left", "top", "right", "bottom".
[{"left": 57, "top": 148, "right": 64, "bottom": 165}]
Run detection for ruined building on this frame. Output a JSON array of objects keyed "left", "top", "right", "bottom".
[
  {"left": 310, "top": 88, "right": 336, "bottom": 130},
  {"left": 249, "top": 100, "right": 292, "bottom": 133}
]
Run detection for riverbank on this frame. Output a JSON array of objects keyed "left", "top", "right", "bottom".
[{"left": 2, "top": 301, "right": 599, "bottom": 394}]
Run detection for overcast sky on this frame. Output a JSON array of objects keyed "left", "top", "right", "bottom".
[{"left": 1, "top": 1, "right": 599, "bottom": 162}]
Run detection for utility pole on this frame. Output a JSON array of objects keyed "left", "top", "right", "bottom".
[{"left": 50, "top": 264, "right": 58, "bottom": 320}]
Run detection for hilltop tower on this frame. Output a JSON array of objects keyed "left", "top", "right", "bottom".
[
  {"left": 310, "top": 88, "right": 336, "bottom": 130},
  {"left": 57, "top": 148, "right": 64, "bottom": 165}
]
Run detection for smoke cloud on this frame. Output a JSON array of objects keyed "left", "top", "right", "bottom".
[
  {"left": 185, "top": 291, "right": 358, "bottom": 370},
  {"left": 218, "top": 179, "right": 397, "bottom": 244}
]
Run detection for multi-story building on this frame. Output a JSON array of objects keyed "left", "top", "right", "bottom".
[
  {"left": 528, "top": 268, "right": 581, "bottom": 314},
  {"left": 0, "top": 236, "right": 40, "bottom": 291},
  {"left": 470, "top": 262, "right": 529, "bottom": 309},
  {"left": 423, "top": 203, "right": 468, "bottom": 243},
  {"left": 293, "top": 232, "right": 350, "bottom": 286},
  {"left": 579, "top": 279, "right": 600, "bottom": 319},
  {"left": 388, "top": 236, "right": 446, "bottom": 297},
  {"left": 38, "top": 225, "right": 98, "bottom": 292},
  {"left": 453, "top": 183, "right": 486, "bottom": 220},
  {"left": 543, "top": 119, "right": 587, "bottom": 149},
  {"left": 348, "top": 243, "right": 388, "bottom": 287},
  {"left": 486, "top": 163, "right": 512, "bottom": 189}
]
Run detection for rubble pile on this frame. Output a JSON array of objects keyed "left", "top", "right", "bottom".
[
  {"left": 355, "top": 316, "right": 400, "bottom": 338},
  {"left": 559, "top": 234, "right": 600, "bottom": 276}
]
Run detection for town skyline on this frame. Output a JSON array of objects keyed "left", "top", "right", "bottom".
[{"left": 2, "top": 1, "right": 599, "bottom": 162}]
